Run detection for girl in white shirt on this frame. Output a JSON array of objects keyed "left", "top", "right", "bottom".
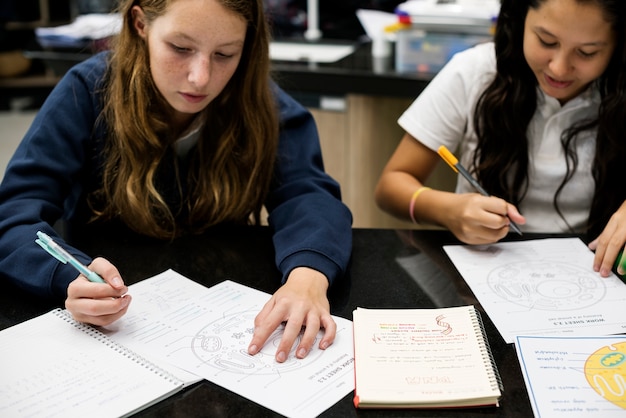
[{"left": 375, "top": 0, "right": 626, "bottom": 277}]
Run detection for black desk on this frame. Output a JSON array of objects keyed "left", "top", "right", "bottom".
[{"left": 1, "top": 226, "right": 541, "bottom": 417}]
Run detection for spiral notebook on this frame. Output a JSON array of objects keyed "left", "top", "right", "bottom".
[
  {"left": 352, "top": 305, "right": 502, "bottom": 409},
  {"left": 0, "top": 308, "right": 186, "bottom": 418}
]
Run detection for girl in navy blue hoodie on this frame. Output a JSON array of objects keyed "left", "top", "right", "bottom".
[{"left": 0, "top": 0, "right": 352, "bottom": 363}]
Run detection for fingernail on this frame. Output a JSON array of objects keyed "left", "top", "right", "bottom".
[
  {"left": 297, "top": 347, "right": 308, "bottom": 358},
  {"left": 248, "top": 344, "right": 258, "bottom": 355},
  {"left": 276, "top": 351, "right": 286, "bottom": 362},
  {"left": 111, "top": 276, "right": 123, "bottom": 287},
  {"left": 320, "top": 341, "right": 329, "bottom": 349}
]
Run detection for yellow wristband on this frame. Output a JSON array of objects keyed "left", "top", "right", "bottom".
[{"left": 409, "top": 187, "right": 431, "bottom": 224}]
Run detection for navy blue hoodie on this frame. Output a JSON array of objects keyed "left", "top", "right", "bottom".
[{"left": 0, "top": 52, "right": 352, "bottom": 299}]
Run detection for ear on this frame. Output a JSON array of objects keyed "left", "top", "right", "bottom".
[{"left": 131, "top": 5, "right": 148, "bottom": 39}]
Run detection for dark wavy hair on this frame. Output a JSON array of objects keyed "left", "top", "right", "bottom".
[{"left": 472, "top": 0, "right": 626, "bottom": 238}]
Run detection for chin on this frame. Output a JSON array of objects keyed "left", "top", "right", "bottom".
[{"left": 174, "top": 103, "right": 206, "bottom": 115}]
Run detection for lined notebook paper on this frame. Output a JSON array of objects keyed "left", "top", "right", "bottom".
[
  {"left": 352, "top": 305, "right": 502, "bottom": 408},
  {"left": 0, "top": 309, "right": 185, "bottom": 418}
]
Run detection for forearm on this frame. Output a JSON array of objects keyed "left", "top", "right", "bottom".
[
  {"left": 376, "top": 170, "right": 458, "bottom": 227},
  {"left": 375, "top": 171, "right": 423, "bottom": 222}
]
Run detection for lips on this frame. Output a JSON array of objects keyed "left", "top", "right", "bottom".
[
  {"left": 544, "top": 73, "right": 573, "bottom": 89},
  {"left": 180, "top": 92, "right": 208, "bottom": 104}
]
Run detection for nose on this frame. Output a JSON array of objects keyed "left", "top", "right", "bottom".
[
  {"left": 188, "top": 55, "right": 210, "bottom": 88},
  {"left": 548, "top": 51, "right": 573, "bottom": 79}
]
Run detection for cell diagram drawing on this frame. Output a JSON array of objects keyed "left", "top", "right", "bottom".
[
  {"left": 486, "top": 261, "right": 605, "bottom": 311},
  {"left": 190, "top": 309, "right": 325, "bottom": 377}
]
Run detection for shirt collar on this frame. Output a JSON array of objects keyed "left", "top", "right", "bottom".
[
  {"left": 536, "top": 82, "right": 601, "bottom": 118},
  {"left": 175, "top": 115, "right": 205, "bottom": 158}
]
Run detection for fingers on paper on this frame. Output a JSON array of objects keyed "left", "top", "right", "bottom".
[
  {"left": 318, "top": 314, "right": 336, "bottom": 350},
  {"left": 590, "top": 235, "right": 625, "bottom": 278},
  {"left": 247, "top": 297, "right": 281, "bottom": 356}
]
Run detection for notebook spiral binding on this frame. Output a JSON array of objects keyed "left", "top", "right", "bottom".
[
  {"left": 470, "top": 307, "right": 504, "bottom": 392},
  {"left": 52, "top": 308, "right": 183, "bottom": 385}
]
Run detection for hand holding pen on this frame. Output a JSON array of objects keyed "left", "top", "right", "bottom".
[
  {"left": 437, "top": 146, "right": 524, "bottom": 236},
  {"left": 36, "top": 231, "right": 106, "bottom": 283},
  {"left": 36, "top": 231, "right": 131, "bottom": 325}
]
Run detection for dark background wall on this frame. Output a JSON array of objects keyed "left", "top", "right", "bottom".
[{"left": 265, "top": 0, "right": 404, "bottom": 39}]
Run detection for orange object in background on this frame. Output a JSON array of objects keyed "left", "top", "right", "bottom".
[{"left": 0, "top": 51, "right": 31, "bottom": 78}]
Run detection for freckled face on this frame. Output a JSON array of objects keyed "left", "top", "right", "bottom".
[
  {"left": 523, "top": 0, "right": 616, "bottom": 104},
  {"left": 132, "top": 0, "right": 247, "bottom": 127}
]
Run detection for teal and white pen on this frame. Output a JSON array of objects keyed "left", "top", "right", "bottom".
[{"left": 35, "top": 231, "right": 106, "bottom": 283}]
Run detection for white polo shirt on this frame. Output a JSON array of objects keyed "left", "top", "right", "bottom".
[{"left": 398, "top": 42, "right": 599, "bottom": 233}]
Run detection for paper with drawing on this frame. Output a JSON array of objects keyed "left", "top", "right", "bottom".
[
  {"left": 443, "top": 238, "right": 626, "bottom": 343},
  {"left": 515, "top": 335, "right": 626, "bottom": 417},
  {"left": 102, "top": 270, "right": 354, "bottom": 418}
]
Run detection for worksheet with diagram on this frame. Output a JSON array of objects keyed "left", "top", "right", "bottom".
[
  {"left": 443, "top": 238, "right": 626, "bottom": 343},
  {"left": 515, "top": 335, "right": 626, "bottom": 417},
  {"left": 101, "top": 269, "right": 354, "bottom": 418}
]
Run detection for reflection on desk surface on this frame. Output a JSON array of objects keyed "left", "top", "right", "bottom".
[{"left": 396, "top": 250, "right": 464, "bottom": 308}]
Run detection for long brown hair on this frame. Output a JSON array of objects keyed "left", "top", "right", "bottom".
[{"left": 91, "top": 0, "right": 279, "bottom": 239}]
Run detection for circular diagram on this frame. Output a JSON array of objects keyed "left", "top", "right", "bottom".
[
  {"left": 584, "top": 341, "right": 626, "bottom": 409},
  {"left": 486, "top": 261, "right": 605, "bottom": 310},
  {"left": 191, "top": 310, "right": 324, "bottom": 375}
]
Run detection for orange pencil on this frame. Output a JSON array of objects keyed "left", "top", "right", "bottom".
[{"left": 437, "top": 145, "right": 522, "bottom": 235}]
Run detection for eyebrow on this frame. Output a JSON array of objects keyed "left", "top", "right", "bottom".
[
  {"left": 534, "top": 26, "right": 610, "bottom": 47},
  {"left": 171, "top": 32, "right": 245, "bottom": 48}
]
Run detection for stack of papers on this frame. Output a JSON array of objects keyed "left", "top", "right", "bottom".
[{"left": 35, "top": 14, "right": 122, "bottom": 48}]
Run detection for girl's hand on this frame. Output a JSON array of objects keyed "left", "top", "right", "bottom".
[
  {"left": 65, "top": 257, "right": 131, "bottom": 326},
  {"left": 445, "top": 193, "right": 525, "bottom": 245},
  {"left": 589, "top": 201, "right": 626, "bottom": 277},
  {"left": 247, "top": 267, "right": 335, "bottom": 363}
]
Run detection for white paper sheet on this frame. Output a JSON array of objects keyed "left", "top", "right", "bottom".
[
  {"left": 0, "top": 310, "right": 184, "bottom": 418},
  {"left": 515, "top": 335, "right": 626, "bottom": 417},
  {"left": 443, "top": 238, "right": 626, "bottom": 343},
  {"left": 102, "top": 270, "right": 354, "bottom": 418}
]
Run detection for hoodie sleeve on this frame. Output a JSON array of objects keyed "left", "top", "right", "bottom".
[
  {"left": 265, "top": 85, "right": 353, "bottom": 286},
  {"left": 0, "top": 54, "right": 107, "bottom": 299}
]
